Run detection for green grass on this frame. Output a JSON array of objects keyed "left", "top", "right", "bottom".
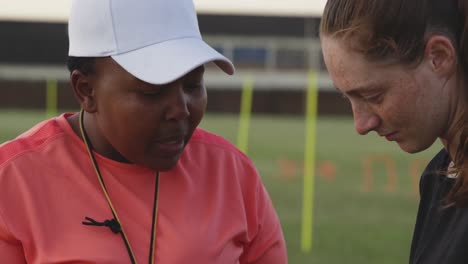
[
  {"left": 1, "top": 110, "right": 442, "bottom": 263},
  {"left": 200, "top": 114, "right": 441, "bottom": 264}
]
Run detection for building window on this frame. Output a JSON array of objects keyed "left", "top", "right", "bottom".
[
  {"left": 276, "top": 48, "right": 307, "bottom": 69},
  {"left": 233, "top": 47, "right": 267, "bottom": 68}
]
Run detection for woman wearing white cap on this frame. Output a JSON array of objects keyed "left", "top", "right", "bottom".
[{"left": 0, "top": 0, "right": 287, "bottom": 263}]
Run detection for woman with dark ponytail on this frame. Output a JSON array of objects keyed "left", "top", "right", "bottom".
[{"left": 320, "top": 0, "right": 467, "bottom": 263}]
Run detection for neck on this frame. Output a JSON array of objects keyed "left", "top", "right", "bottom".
[
  {"left": 440, "top": 76, "right": 466, "bottom": 161},
  {"left": 440, "top": 135, "right": 460, "bottom": 162}
]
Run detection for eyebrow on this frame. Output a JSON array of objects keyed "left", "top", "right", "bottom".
[{"left": 335, "top": 84, "right": 381, "bottom": 97}]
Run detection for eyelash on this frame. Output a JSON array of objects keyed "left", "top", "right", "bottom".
[
  {"left": 142, "top": 90, "right": 162, "bottom": 96},
  {"left": 363, "top": 93, "right": 383, "bottom": 103},
  {"left": 139, "top": 80, "right": 203, "bottom": 98},
  {"left": 184, "top": 82, "right": 203, "bottom": 92}
]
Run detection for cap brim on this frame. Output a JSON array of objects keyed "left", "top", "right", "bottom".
[{"left": 111, "top": 37, "right": 234, "bottom": 85}]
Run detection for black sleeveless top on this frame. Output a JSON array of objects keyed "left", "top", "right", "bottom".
[{"left": 410, "top": 149, "right": 468, "bottom": 264}]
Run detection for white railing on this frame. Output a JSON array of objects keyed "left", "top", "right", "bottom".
[{"left": 0, "top": 36, "right": 334, "bottom": 90}]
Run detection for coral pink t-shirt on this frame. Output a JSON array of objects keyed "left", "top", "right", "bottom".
[{"left": 0, "top": 113, "right": 287, "bottom": 264}]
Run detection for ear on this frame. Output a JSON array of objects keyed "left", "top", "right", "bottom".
[
  {"left": 70, "top": 70, "right": 97, "bottom": 113},
  {"left": 424, "top": 35, "right": 457, "bottom": 77}
]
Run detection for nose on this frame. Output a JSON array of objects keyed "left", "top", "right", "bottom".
[
  {"left": 351, "top": 102, "right": 380, "bottom": 135},
  {"left": 164, "top": 83, "right": 190, "bottom": 121}
]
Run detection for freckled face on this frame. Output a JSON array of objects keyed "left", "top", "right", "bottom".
[
  {"left": 89, "top": 58, "right": 207, "bottom": 171},
  {"left": 321, "top": 36, "right": 452, "bottom": 153}
]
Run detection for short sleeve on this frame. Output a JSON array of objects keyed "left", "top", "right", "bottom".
[
  {"left": 0, "top": 209, "right": 27, "bottom": 264},
  {"left": 239, "top": 167, "right": 287, "bottom": 264}
]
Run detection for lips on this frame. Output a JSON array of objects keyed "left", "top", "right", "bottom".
[
  {"left": 155, "top": 134, "right": 186, "bottom": 143},
  {"left": 382, "top": 132, "right": 398, "bottom": 141},
  {"left": 153, "top": 133, "right": 187, "bottom": 157},
  {"left": 156, "top": 140, "right": 184, "bottom": 154}
]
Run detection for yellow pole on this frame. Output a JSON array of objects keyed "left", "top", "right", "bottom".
[
  {"left": 301, "top": 70, "right": 319, "bottom": 252},
  {"left": 237, "top": 75, "right": 254, "bottom": 154},
  {"left": 46, "top": 79, "right": 58, "bottom": 118}
]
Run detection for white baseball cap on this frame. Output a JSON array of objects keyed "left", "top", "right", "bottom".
[{"left": 68, "top": 0, "right": 235, "bottom": 84}]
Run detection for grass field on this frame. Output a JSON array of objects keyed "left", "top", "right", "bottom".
[{"left": 0, "top": 110, "right": 442, "bottom": 263}]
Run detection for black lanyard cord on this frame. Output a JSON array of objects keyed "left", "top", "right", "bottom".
[{"left": 79, "top": 109, "right": 159, "bottom": 264}]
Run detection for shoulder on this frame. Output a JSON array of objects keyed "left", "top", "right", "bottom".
[
  {"left": 189, "top": 128, "right": 253, "bottom": 165},
  {"left": 425, "top": 149, "right": 451, "bottom": 173},
  {"left": 190, "top": 128, "right": 238, "bottom": 151},
  {"left": 418, "top": 149, "right": 451, "bottom": 197},
  {"left": 185, "top": 128, "right": 260, "bottom": 187},
  {"left": 420, "top": 149, "right": 450, "bottom": 183},
  {"left": 0, "top": 117, "right": 65, "bottom": 169}
]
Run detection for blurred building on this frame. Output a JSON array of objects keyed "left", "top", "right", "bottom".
[{"left": 0, "top": 0, "right": 351, "bottom": 115}]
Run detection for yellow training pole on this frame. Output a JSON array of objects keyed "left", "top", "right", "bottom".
[
  {"left": 46, "top": 79, "right": 58, "bottom": 118},
  {"left": 237, "top": 75, "right": 254, "bottom": 154},
  {"left": 301, "top": 70, "right": 319, "bottom": 252}
]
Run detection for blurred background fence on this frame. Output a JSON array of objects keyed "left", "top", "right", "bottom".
[{"left": 0, "top": 2, "right": 351, "bottom": 115}]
